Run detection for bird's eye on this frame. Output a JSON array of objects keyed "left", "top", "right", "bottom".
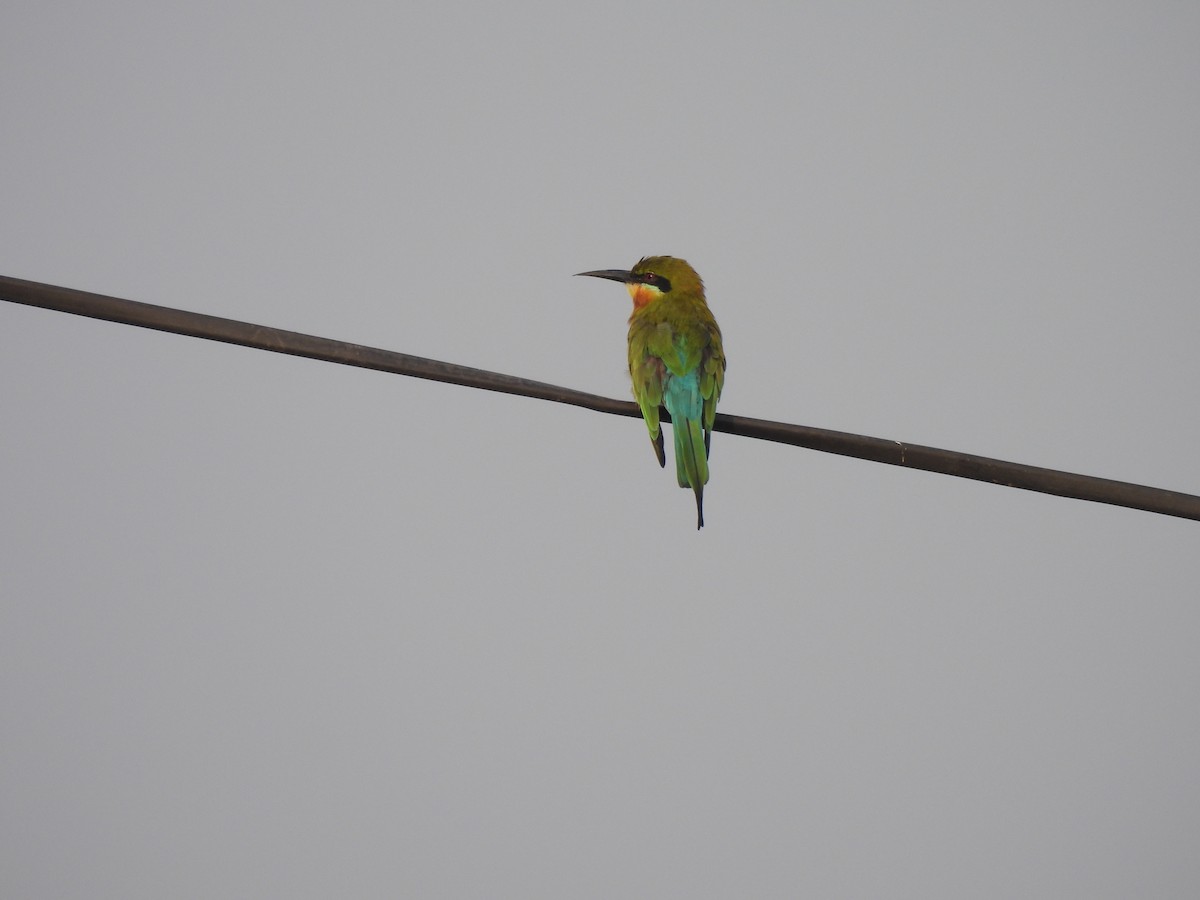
[{"left": 643, "top": 273, "right": 658, "bottom": 283}]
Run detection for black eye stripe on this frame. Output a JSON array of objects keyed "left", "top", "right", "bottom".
[{"left": 637, "top": 273, "right": 672, "bottom": 292}]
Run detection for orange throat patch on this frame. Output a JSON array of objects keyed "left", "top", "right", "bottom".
[{"left": 627, "top": 282, "right": 661, "bottom": 310}]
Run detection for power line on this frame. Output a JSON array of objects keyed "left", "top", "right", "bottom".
[{"left": 3, "top": 273, "right": 1198, "bottom": 523}]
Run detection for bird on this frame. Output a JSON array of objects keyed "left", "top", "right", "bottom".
[{"left": 577, "top": 256, "right": 725, "bottom": 529}]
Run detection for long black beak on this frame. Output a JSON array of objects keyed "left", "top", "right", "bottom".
[{"left": 575, "top": 269, "right": 633, "bottom": 283}]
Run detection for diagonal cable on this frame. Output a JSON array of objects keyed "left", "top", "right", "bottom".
[{"left": 3, "top": 273, "right": 1198, "bottom": 522}]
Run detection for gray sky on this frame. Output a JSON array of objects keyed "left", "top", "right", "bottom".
[{"left": 3, "top": 3, "right": 1199, "bottom": 898}]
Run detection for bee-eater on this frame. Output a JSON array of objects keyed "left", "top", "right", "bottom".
[{"left": 577, "top": 256, "right": 725, "bottom": 529}]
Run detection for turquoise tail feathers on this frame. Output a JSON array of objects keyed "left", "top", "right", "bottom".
[
  {"left": 665, "top": 372, "right": 709, "bottom": 529},
  {"left": 671, "top": 415, "right": 708, "bottom": 528}
]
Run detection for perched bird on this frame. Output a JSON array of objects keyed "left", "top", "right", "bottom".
[{"left": 577, "top": 256, "right": 725, "bottom": 529}]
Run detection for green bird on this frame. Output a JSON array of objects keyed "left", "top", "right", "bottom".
[{"left": 577, "top": 256, "right": 726, "bottom": 529}]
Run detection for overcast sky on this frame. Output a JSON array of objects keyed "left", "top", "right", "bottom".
[{"left": 3, "top": 3, "right": 1199, "bottom": 898}]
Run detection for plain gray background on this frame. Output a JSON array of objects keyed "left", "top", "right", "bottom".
[{"left": 3, "top": 3, "right": 1199, "bottom": 897}]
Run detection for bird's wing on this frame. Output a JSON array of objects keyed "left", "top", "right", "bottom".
[
  {"left": 628, "top": 319, "right": 667, "bottom": 435},
  {"left": 700, "top": 323, "right": 724, "bottom": 435}
]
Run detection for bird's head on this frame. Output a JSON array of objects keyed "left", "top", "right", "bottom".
[{"left": 576, "top": 256, "right": 704, "bottom": 309}]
